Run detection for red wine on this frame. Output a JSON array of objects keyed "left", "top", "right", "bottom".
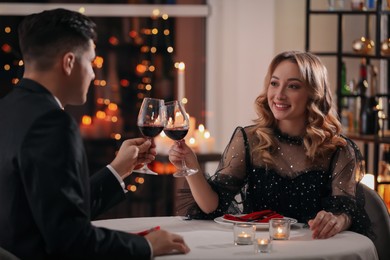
[
  {"left": 164, "top": 128, "right": 188, "bottom": 140},
  {"left": 139, "top": 126, "right": 163, "bottom": 138}
]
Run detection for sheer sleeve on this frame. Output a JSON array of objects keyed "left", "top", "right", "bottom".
[
  {"left": 175, "top": 127, "right": 249, "bottom": 219},
  {"left": 325, "top": 137, "right": 373, "bottom": 238}
]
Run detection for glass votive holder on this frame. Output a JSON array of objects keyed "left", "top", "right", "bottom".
[
  {"left": 269, "top": 218, "right": 291, "bottom": 240},
  {"left": 233, "top": 223, "right": 256, "bottom": 245},
  {"left": 254, "top": 237, "right": 272, "bottom": 253}
]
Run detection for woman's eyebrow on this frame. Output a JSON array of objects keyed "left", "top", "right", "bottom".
[{"left": 271, "top": 75, "right": 303, "bottom": 82}]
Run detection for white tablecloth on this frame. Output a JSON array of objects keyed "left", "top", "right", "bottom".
[{"left": 92, "top": 216, "right": 378, "bottom": 260}]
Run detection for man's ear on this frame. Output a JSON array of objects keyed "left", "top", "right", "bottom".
[{"left": 63, "top": 52, "right": 75, "bottom": 76}]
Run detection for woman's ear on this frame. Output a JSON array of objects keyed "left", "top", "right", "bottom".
[{"left": 63, "top": 52, "right": 75, "bottom": 76}]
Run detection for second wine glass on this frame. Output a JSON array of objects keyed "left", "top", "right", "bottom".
[
  {"left": 164, "top": 100, "right": 198, "bottom": 177},
  {"left": 134, "top": 97, "right": 165, "bottom": 175}
]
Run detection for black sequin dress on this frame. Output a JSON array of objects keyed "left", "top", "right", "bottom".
[{"left": 177, "top": 125, "right": 372, "bottom": 238}]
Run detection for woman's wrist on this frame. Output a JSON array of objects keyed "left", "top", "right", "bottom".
[{"left": 338, "top": 213, "right": 352, "bottom": 231}]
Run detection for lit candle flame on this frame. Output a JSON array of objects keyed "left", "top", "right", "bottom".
[{"left": 178, "top": 62, "right": 185, "bottom": 71}]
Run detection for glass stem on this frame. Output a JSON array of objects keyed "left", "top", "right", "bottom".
[
  {"left": 181, "top": 158, "right": 187, "bottom": 169},
  {"left": 178, "top": 140, "right": 187, "bottom": 169}
]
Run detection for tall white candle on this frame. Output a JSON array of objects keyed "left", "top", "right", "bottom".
[{"left": 177, "top": 62, "right": 185, "bottom": 102}]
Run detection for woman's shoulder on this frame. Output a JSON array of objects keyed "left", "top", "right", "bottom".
[
  {"left": 229, "top": 125, "right": 261, "bottom": 148},
  {"left": 334, "top": 134, "right": 364, "bottom": 165},
  {"left": 338, "top": 134, "right": 361, "bottom": 152},
  {"left": 231, "top": 125, "right": 258, "bottom": 138},
  {"left": 235, "top": 125, "right": 257, "bottom": 133}
]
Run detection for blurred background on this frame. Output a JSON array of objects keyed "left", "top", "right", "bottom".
[{"left": 1, "top": 0, "right": 389, "bottom": 217}]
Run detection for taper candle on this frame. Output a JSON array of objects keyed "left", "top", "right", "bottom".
[{"left": 177, "top": 62, "right": 185, "bottom": 102}]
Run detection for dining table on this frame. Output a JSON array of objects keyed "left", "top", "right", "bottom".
[{"left": 92, "top": 216, "right": 378, "bottom": 260}]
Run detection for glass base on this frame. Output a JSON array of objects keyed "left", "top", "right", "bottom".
[
  {"left": 173, "top": 168, "right": 198, "bottom": 178},
  {"left": 132, "top": 165, "right": 159, "bottom": 175}
]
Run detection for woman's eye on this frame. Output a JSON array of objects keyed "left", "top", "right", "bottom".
[
  {"left": 288, "top": 84, "right": 300, "bottom": 89},
  {"left": 270, "top": 81, "right": 277, "bottom": 87}
]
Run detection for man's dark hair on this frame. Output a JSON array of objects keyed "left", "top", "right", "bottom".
[{"left": 18, "top": 8, "right": 97, "bottom": 70}]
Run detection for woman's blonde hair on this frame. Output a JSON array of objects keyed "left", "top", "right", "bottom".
[{"left": 253, "top": 51, "right": 346, "bottom": 165}]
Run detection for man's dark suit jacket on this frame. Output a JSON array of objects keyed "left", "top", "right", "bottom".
[{"left": 0, "top": 79, "right": 151, "bottom": 259}]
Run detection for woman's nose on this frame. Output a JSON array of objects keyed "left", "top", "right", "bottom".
[{"left": 275, "top": 87, "right": 286, "bottom": 100}]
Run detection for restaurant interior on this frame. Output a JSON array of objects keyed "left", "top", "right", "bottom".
[{"left": 0, "top": 0, "right": 389, "bottom": 220}]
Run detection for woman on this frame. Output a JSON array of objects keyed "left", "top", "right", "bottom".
[{"left": 169, "top": 51, "right": 371, "bottom": 239}]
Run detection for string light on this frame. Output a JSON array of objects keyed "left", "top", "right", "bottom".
[{"left": 1, "top": 43, "right": 11, "bottom": 53}]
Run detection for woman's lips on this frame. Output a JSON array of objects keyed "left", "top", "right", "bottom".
[{"left": 274, "top": 102, "right": 290, "bottom": 110}]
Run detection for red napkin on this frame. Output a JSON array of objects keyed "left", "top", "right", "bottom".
[{"left": 223, "top": 210, "right": 283, "bottom": 223}]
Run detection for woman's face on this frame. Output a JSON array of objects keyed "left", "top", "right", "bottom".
[{"left": 267, "top": 60, "right": 309, "bottom": 132}]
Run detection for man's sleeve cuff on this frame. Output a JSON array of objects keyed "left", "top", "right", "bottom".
[{"left": 106, "top": 164, "right": 127, "bottom": 193}]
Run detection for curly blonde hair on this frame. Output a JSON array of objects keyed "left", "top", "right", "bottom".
[{"left": 253, "top": 51, "right": 346, "bottom": 165}]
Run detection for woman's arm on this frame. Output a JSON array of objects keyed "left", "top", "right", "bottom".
[
  {"left": 309, "top": 137, "right": 370, "bottom": 239},
  {"left": 168, "top": 127, "right": 250, "bottom": 215},
  {"left": 168, "top": 141, "right": 219, "bottom": 213}
]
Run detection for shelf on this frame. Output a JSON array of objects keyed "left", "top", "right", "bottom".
[
  {"left": 341, "top": 93, "right": 390, "bottom": 98},
  {"left": 309, "top": 10, "right": 380, "bottom": 15},
  {"left": 306, "top": 0, "right": 390, "bottom": 192},
  {"left": 310, "top": 51, "right": 390, "bottom": 59},
  {"left": 346, "top": 134, "right": 390, "bottom": 144}
]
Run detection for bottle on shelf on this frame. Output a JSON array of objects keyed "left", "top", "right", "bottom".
[
  {"left": 348, "top": 79, "right": 361, "bottom": 133},
  {"left": 328, "top": 0, "right": 345, "bottom": 10},
  {"left": 341, "top": 62, "right": 351, "bottom": 97},
  {"left": 340, "top": 62, "right": 354, "bottom": 133},
  {"left": 359, "top": 63, "right": 379, "bottom": 135},
  {"left": 351, "top": 0, "right": 365, "bottom": 10},
  {"left": 365, "top": 0, "right": 376, "bottom": 10},
  {"left": 356, "top": 58, "right": 368, "bottom": 95}
]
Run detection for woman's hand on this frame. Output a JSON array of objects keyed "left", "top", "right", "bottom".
[
  {"left": 169, "top": 140, "right": 219, "bottom": 213},
  {"left": 308, "top": 210, "right": 351, "bottom": 239},
  {"left": 168, "top": 140, "right": 200, "bottom": 172}
]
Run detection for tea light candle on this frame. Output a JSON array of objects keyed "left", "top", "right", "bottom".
[
  {"left": 273, "top": 227, "right": 287, "bottom": 239},
  {"left": 236, "top": 232, "right": 252, "bottom": 245},
  {"left": 233, "top": 223, "right": 255, "bottom": 245},
  {"left": 255, "top": 238, "right": 271, "bottom": 253},
  {"left": 269, "top": 218, "right": 291, "bottom": 240}
]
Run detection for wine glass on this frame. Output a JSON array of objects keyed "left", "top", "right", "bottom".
[
  {"left": 133, "top": 97, "right": 165, "bottom": 175},
  {"left": 163, "top": 100, "right": 198, "bottom": 177}
]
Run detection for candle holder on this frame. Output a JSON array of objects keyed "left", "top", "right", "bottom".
[
  {"left": 269, "top": 218, "right": 291, "bottom": 240},
  {"left": 233, "top": 223, "right": 255, "bottom": 245},
  {"left": 254, "top": 237, "right": 271, "bottom": 253}
]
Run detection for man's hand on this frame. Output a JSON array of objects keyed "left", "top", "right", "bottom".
[
  {"left": 145, "top": 229, "right": 190, "bottom": 256},
  {"left": 110, "top": 138, "right": 156, "bottom": 179}
]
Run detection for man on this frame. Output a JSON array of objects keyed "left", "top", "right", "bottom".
[{"left": 0, "top": 8, "right": 189, "bottom": 259}]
